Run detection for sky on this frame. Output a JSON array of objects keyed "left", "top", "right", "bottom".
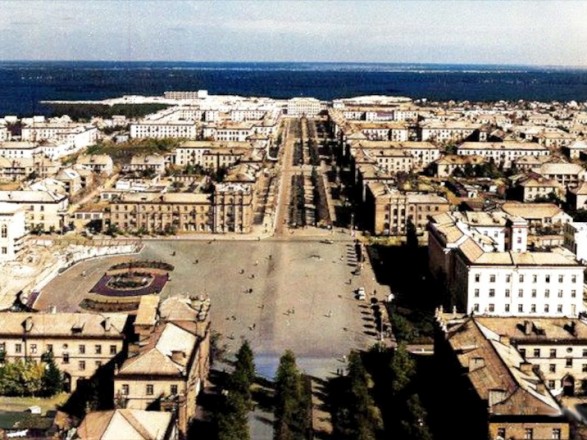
[{"left": 0, "top": 0, "right": 586, "bottom": 66}]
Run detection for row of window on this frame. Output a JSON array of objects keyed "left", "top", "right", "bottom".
[
  {"left": 473, "top": 303, "right": 565, "bottom": 314},
  {"left": 496, "top": 427, "right": 561, "bottom": 439},
  {"left": 521, "top": 347, "right": 587, "bottom": 359},
  {"left": 1, "top": 342, "right": 117, "bottom": 356},
  {"left": 120, "top": 383, "right": 178, "bottom": 396},
  {"left": 475, "top": 273, "right": 577, "bottom": 284},
  {"left": 474, "top": 288, "right": 577, "bottom": 298}
]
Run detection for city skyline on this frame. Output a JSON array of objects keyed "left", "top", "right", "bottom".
[{"left": 0, "top": 0, "right": 586, "bottom": 67}]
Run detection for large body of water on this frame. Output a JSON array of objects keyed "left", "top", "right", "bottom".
[{"left": 0, "top": 61, "right": 586, "bottom": 116}]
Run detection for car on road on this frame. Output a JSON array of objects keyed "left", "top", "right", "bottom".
[
  {"left": 321, "top": 239, "right": 334, "bottom": 244},
  {"left": 356, "top": 287, "right": 366, "bottom": 300}
]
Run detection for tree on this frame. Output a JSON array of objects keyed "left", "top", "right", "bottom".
[
  {"left": 274, "top": 350, "right": 308, "bottom": 440},
  {"left": 217, "top": 390, "right": 250, "bottom": 440},
  {"left": 235, "top": 340, "right": 255, "bottom": 385},
  {"left": 390, "top": 343, "right": 416, "bottom": 395},
  {"left": 406, "top": 217, "right": 418, "bottom": 251},
  {"left": 400, "top": 394, "right": 432, "bottom": 440},
  {"left": 42, "top": 352, "right": 63, "bottom": 397}
]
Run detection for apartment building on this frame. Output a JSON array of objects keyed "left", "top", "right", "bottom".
[
  {"left": 353, "top": 122, "right": 410, "bottom": 142},
  {"left": 212, "top": 183, "right": 254, "bottom": 233},
  {"left": 428, "top": 212, "right": 584, "bottom": 317},
  {"left": 77, "top": 155, "right": 114, "bottom": 176},
  {"left": 0, "top": 190, "right": 69, "bottom": 232},
  {"left": 0, "top": 141, "right": 44, "bottom": 159},
  {"left": 0, "top": 124, "right": 9, "bottom": 142},
  {"left": 501, "top": 202, "right": 572, "bottom": 229},
  {"left": 435, "top": 315, "right": 569, "bottom": 440},
  {"left": 114, "top": 296, "right": 210, "bottom": 436},
  {"left": 123, "top": 155, "right": 166, "bottom": 176},
  {"left": 510, "top": 175, "right": 563, "bottom": 202},
  {"left": 287, "top": 97, "right": 322, "bottom": 116},
  {"left": 347, "top": 140, "right": 441, "bottom": 172},
  {"left": 365, "top": 182, "right": 450, "bottom": 235},
  {"left": 129, "top": 121, "right": 198, "bottom": 139},
  {"left": 202, "top": 123, "right": 254, "bottom": 142},
  {"left": 173, "top": 140, "right": 250, "bottom": 170},
  {"left": 0, "top": 312, "right": 127, "bottom": 392},
  {"left": 456, "top": 141, "right": 549, "bottom": 169},
  {"left": 563, "top": 222, "right": 587, "bottom": 262},
  {"left": 419, "top": 121, "right": 481, "bottom": 143},
  {"left": 0, "top": 203, "right": 26, "bottom": 261},
  {"left": 434, "top": 155, "right": 486, "bottom": 178},
  {"left": 532, "top": 162, "right": 587, "bottom": 188},
  {"left": 567, "top": 181, "right": 587, "bottom": 211}
]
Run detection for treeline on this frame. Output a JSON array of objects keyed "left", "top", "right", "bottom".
[
  {"left": 0, "top": 353, "right": 62, "bottom": 397},
  {"left": 46, "top": 103, "right": 171, "bottom": 121}
]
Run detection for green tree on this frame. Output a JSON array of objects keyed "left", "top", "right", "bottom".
[
  {"left": 42, "top": 352, "right": 63, "bottom": 397},
  {"left": 400, "top": 394, "right": 432, "bottom": 440},
  {"left": 217, "top": 390, "right": 250, "bottom": 440},
  {"left": 235, "top": 340, "right": 255, "bottom": 385},
  {"left": 390, "top": 343, "right": 416, "bottom": 395},
  {"left": 274, "top": 350, "right": 308, "bottom": 440},
  {"left": 21, "top": 360, "right": 44, "bottom": 397},
  {"left": 406, "top": 218, "right": 418, "bottom": 251}
]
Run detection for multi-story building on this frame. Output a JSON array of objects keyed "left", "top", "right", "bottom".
[
  {"left": 287, "top": 97, "right": 322, "bottom": 117},
  {"left": 0, "top": 203, "right": 26, "bottom": 261},
  {"left": 532, "top": 162, "right": 587, "bottom": 188},
  {"left": 0, "top": 312, "right": 127, "bottom": 392},
  {"left": 0, "top": 190, "right": 68, "bottom": 232},
  {"left": 364, "top": 182, "right": 450, "bottom": 235},
  {"left": 77, "top": 155, "right": 114, "bottom": 176},
  {"left": 435, "top": 314, "right": 569, "bottom": 440},
  {"left": 129, "top": 121, "right": 198, "bottom": 139},
  {"left": 114, "top": 296, "right": 210, "bottom": 436},
  {"left": 567, "top": 181, "right": 587, "bottom": 211},
  {"left": 433, "top": 154, "right": 486, "bottom": 178},
  {"left": 563, "top": 222, "right": 587, "bottom": 263},
  {"left": 510, "top": 175, "right": 563, "bottom": 202},
  {"left": 173, "top": 141, "right": 250, "bottom": 170},
  {"left": 212, "top": 183, "right": 254, "bottom": 233},
  {"left": 353, "top": 122, "right": 410, "bottom": 142},
  {"left": 123, "top": 155, "right": 166, "bottom": 176},
  {"left": 456, "top": 141, "right": 549, "bottom": 169},
  {"left": 0, "top": 124, "right": 9, "bottom": 142},
  {"left": 20, "top": 123, "right": 98, "bottom": 158},
  {"left": 428, "top": 212, "right": 584, "bottom": 317},
  {"left": 202, "top": 123, "right": 254, "bottom": 142},
  {"left": 0, "top": 141, "right": 44, "bottom": 159},
  {"left": 77, "top": 409, "right": 177, "bottom": 440},
  {"left": 419, "top": 121, "right": 481, "bottom": 143},
  {"left": 501, "top": 202, "right": 572, "bottom": 230}
]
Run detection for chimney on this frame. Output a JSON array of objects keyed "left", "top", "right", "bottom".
[
  {"left": 50, "top": 305, "right": 57, "bottom": 314},
  {"left": 23, "top": 317, "right": 33, "bottom": 332},
  {"left": 499, "top": 335, "right": 510, "bottom": 346},
  {"left": 103, "top": 316, "right": 111, "bottom": 332},
  {"left": 520, "top": 362, "right": 533, "bottom": 374},
  {"left": 171, "top": 350, "right": 186, "bottom": 365},
  {"left": 523, "top": 320, "right": 532, "bottom": 336}
]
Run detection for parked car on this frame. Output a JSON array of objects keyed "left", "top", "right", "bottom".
[{"left": 356, "top": 287, "right": 366, "bottom": 300}]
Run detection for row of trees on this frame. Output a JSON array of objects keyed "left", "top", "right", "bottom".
[{"left": 0, "top": 353, "right": 62, "bottom": 397}]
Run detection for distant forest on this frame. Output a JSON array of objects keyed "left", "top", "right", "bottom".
[{"left": 45, "top": 103, "right": 172, "bottom": 121}]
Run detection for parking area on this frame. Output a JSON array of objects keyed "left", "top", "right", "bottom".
[{"left": 37, "top": 237, "right": 386, "bottom": 377}]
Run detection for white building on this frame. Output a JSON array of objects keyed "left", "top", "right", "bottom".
[
  {"left": 563, "top": 222, "right": 587, "bottom": 263},
  {"left": 0, "top": 190, "right": 68, "bottom": 232},
  {"left": 0, "top": 142, "right": 44, "bottom": 159},
  {"left": 123, "top": 155, "right": 166, "bottom": 175},
  {"left": 428, "top": 212, "right": 584, "bottom": 318},
  {"left": 419, "top": 121, "right": 481, "bottom": 143},
  {"left": 457, "top": 141, "right": 549, "bottom": 169},
  {"left": 130, "top": 121, "right": 198, "bottom": 139},
  {"left": 0, "top": 203, "right": 26, "bottom": 261},
  {"left": 0, "top": 124, "right": 10, "bottom": 142},
  {"left": 287, "top": 97, "right": 322, "bottom": 117}
]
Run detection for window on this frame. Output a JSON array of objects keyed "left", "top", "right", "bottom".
[
  {"left": 110, "top": 345, "right": 117, "bottom": 355},
  {"left": 583, "top": 349, "right": 587, "bottom": 358},
  {"left": 572, "top": 275, "right": 577, "bottom": 283},
  {"left": 505, "top": 289, "right": 510, "bottom": 297},
  {"left": 474, "top": 274, "right": 480, "bottom": 283},
  {"left": 532, "top": 289, "right": 537, "bottom": 297},
  {"left": 2, "top": 247, "right": 7, "bottom": 255},
  {"left": 545, "top": 289, "right": 550, "bottom": 298},
  {"left": 79, "top": 345, "right": 85, "bottom": 354},
  {"left": 531, "top": 274, "right": 538, "bottom": 283},
  {"left": 122, "top": 384, "right": 129, "bottom": 395},
  {"left": 550, "top": 364, "right": 556, "bottom": 372},
  {"left": 0, "top": 225, "right": 6, "bottom": 238},
  {"left": 552, "top": 428, "right": 561, "bottom": 440},
  {"left": 518, "top": 289, "right": 523, "bottom": 298},
  {"left": 95, "top": 345, "right": 102, "bottom": 355},
  {"left": 497, "top": 428, "right": 506, "bottom": 438},
  {"left": 0, "top": 342, "right": 4, "bottom": 352},
  {"left": 546, "top": 275, "right": 550, "bottom": 283},
  {"left": 506, "top": 274, "right": 511, "bottom": 283},
  {"left": 545, "top": 305, "right": 550, "bottom": 313},
  {"left": 531, "top": 304, "right": 536, "bottom": 313},
  {"left": 550, "top": 349, "right": 557, "bottom": 358},
  {"left": 95, "top": 361, "right": 102, "bottom": 368},
  {"left": 47, "top": 344, "right": 53, "bottom": 353},
  {"left": 490, "top": 274, "right": 496, "bottom": 283},
  {"left": 474, "top": 289, "right": 480, "bottom": 298},
  {"left": 518, "top": 304, "right": 524, "bottom": 313},
  {"left": 146, "top": 384, "right": 154, "bottom": 396},
  {"left": 505, "top": 304, "right": 510, "bottom": 313},
  {"left": 558, "top": 290, "right": 563, "bottom": 298},
  {"left": 170, "top": 384, "right": 178, "bottom": 395},
  {"left": 63, "top": 353, "right": 69, "bottom": 364},
  {"left": 566, "top": 358, "right": 573, "bottom": 368},
  {"left": 583, "top": 364, "right": 587, "bottom": 372},
  {"left": 79, "top": 361, "right": 86, "bottom": 371},
  {"left": 558, "top": 305, "right": 563, "bottom": 313},
  {"left": 519, "top": 275, "right": 524, "bottom": 283},
  {"left": 519, "top": 348, "right": 526, "bottom": 358},
  {"left": 525, "top": 428, "right": 533, "bottom": 439},
  {"left": 572, "top": 290, "right": 577, "bottom": 298},
  {"left": 534, "top": 348, "right": 541, "bottom": 358},
  {"left": 549, "top": 380, "right": 556, "bottom": 388},
  {"left": 489, "top": 304, "right": 495, "bottom": 312},
  {"left": 473, "top": 304, "right": 480, "bottom": 313},
  {"left": 489, "top": 289, "right": 495, "bottom": 297},
  {"left": 559, "top": 275, "right": 564, "bottom": 283},
  {"left": 15, "top": 343, "right": 22, "bottom": 354}
]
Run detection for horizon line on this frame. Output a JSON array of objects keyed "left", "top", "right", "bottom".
[{"left": 1, "top": 59, "right": 587, "bottom": 70}]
